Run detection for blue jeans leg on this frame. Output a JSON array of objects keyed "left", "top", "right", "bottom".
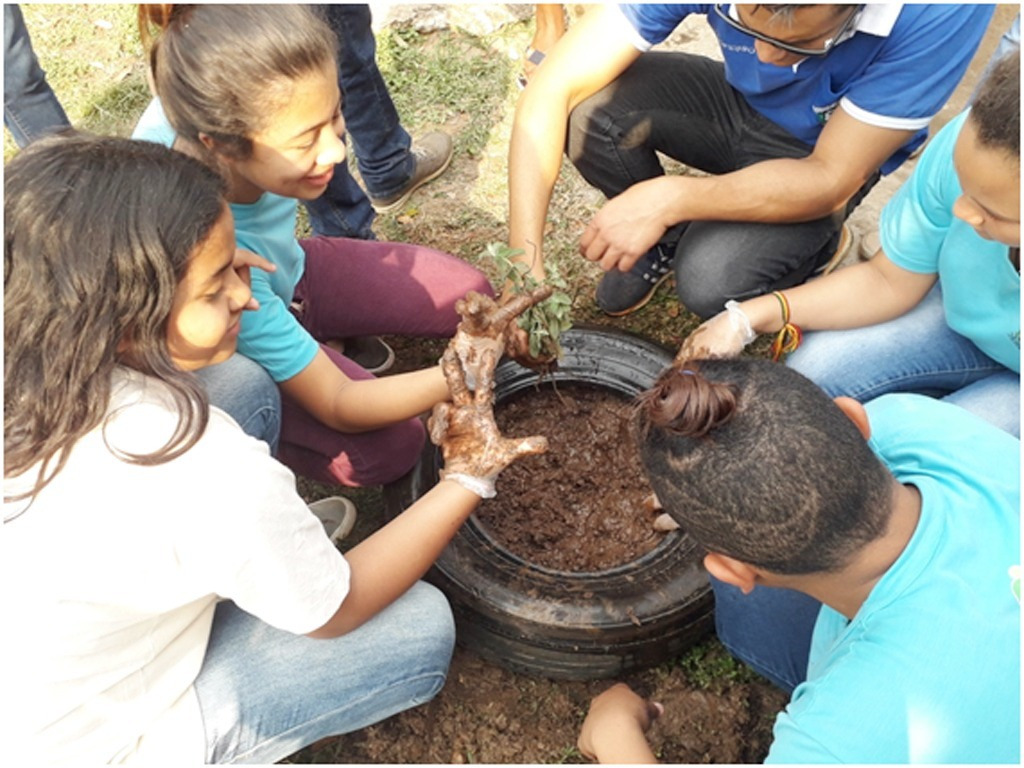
[
  {"left": 194, "top": 581, "right": 455, "bottom": 764},
  {"left": 304, "top": 157, "right": 378, "bottom": 239},
  {"left": 786, "top": 284, "right": 1017, "bottom": 435},
  {"left": 3, "top": 4, "right": 70, "bottom": 148},
  {"left": 195, "top": 354, "right": 282, "bottom": 455},
  {"left": 711, "top": 576, "right": 821, "bottom": 694},
  {"left": 324, "top": 3, "right": 412, "bottom": 197}
]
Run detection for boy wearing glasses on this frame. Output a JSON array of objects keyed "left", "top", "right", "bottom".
[{"left": 507, "top": 4, "right": 993, "bottom": 329}]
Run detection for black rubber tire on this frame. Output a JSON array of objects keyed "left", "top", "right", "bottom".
[{"left": 382, "top": 327, "right": 713, "bottom": 680}]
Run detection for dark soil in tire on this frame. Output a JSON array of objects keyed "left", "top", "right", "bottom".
[
  {"left": 383, "top": 327, "right": 715, "bottom": 681},
  {"left": 479, "top": 384, "right": 665, "bottom": 572}
]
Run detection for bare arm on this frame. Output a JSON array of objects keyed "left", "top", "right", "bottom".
[
  {"left": 307, "top": 291, "right": 551, "bottom": 639},
  {"left": 742, "top": 250, "right": 936, "bottom": 334},
  {"left": 581, "top": 105, "right": 917, "bottom": 273},
  {"left": 306, "top": 478, "right": 481, "bottom": 638},
  {"left": 676, "top": 249, "right": 937, "bottom": 362},
  {"left": 508, "top": 6, "right": 642, "bottom": 281},
  {"left": 280, "top": 348, "right": 449, "bottom": 433}
]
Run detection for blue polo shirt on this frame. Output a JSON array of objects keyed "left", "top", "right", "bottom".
[{"left": 617, "top": 4, "right": 994, "bottom": 174}]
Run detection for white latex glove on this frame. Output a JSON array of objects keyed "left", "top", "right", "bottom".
[{"left": 674, "top": 300, "right": 756, "bottom": 364}]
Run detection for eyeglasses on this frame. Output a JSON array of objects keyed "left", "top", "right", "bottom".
[{"left": 713, "top": 4, "right": 863, "bottom": 58}]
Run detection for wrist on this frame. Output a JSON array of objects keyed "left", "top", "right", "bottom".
[
  {"left": 442, "top": 471, "right": 497, "bottom": 499},
  {"left": 746, "top": 295, "right": 785, "bottom": 334}
]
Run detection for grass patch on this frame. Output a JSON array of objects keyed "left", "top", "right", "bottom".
[{"left": 678, "top": 638, "right": 764, "bottom": 690}]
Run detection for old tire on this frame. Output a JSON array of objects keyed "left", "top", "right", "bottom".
[{"left": 382, "top": 327, "right": 713, "bottom": 680}]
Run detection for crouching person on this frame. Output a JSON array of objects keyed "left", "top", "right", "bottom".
[
  {"left": 2, "top": 133, "right": 546, "bottom": 764},
  {"left": 578, "top": 359, "right": 1020, "bottom": 763}
]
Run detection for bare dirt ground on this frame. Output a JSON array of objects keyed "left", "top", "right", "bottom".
[{"left": 288, "top": 5, "right": 1016, "bottom": 764}]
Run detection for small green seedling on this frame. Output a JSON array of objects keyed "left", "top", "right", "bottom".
[{"left": 485, "top": 242, "right": 572, "bottom": 361}]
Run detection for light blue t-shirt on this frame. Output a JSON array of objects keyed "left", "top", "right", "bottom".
[
  {"left": 767, "top": 394, "right": 1021, "bottom": 763},
  {"left": 132, "top": 99, "right": 320, "bottom": 382},
  {"left": 617, "top": 4, "right": 994, "bottom": 174},
  {"left": 881, "top": 110, "right": 1020, "bottom": 373}
]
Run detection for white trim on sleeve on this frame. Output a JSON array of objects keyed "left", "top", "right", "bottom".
[
  {"left": 839, "top": 97, "right": 933, "bottom": 132},
  {"left": 615, "top": 4, "right": 655, "bottom": 52}
]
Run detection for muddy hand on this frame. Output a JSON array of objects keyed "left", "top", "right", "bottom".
[
  {"left": 451, "top": 286, "right": 554, "bottom": 387},
  {"left": 674, "top": 302, "right": 755, "bottom": 366},
  {"left": 429, "top": 347, "right": 548, "bottom": 482}
]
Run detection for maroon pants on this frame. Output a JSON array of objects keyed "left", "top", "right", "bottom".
[{"left": 277, "top": 236, "right": 493, "bottom": 487}]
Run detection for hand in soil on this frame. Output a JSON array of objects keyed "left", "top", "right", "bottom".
[
  {"left": 429, "top": 346, "right": 548, "bottom": 482},
  {"left": 577, "top": 683, "right": 662, "bottom": 763},
  {"left": 452, "top": 286, "right": 554, "bottom": 388}
]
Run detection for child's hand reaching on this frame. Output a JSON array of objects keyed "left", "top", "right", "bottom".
[
  {"left": 578, "top": 683, "right": 662, "bottom": 764},
  {"left": 451, "top": 286, "right": 554, "bottom": 389},
  {"left": 428, "top": 346, "right": 547, "bottom": 498}
]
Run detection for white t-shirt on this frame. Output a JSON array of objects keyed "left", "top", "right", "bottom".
[{"left": 2, "top": 369, "right": 350, "bottom": 764}]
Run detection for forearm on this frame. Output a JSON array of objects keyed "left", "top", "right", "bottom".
[
  {"left": 282, "top": 350, "right": 449, "bottom": 433},
  {"left": 309, "top": 480, "right": 480, "bottom": 637},
  {"left": 507, "top": 94, "right": 566, "bottom": 282},
  {"left": 740, "top": 257, "right": 935, "bottom": 334},
  {"left": 326, "top": 366, "right": 449, "bottom": 432},
  {"left": 659, "top": 156, "right": 852, "bottom": 228}
]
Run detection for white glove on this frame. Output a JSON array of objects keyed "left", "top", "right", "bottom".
[{"left": 675, "top": 300, "right": 756, "bottom": 363}]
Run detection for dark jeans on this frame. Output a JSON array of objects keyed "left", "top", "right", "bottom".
[
  {"left": 567, "top": 52, "right": 879, "bottom": 318},
  {"left": 3, "top": 4, "right": 70, "bottom": 148},
  {"left": 304, "top": 4, "right": 413, "bottom": 239},
  {"left": 711, "top": 575, "right": 822, "bottom": 694}
]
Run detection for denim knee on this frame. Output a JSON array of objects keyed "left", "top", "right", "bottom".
[{"left": 196, "top": 354, "right": 282, "bottom": 454}]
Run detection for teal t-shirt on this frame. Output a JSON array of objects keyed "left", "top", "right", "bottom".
[
  {"left": 880, "top": 110, "right": 1020, "bottom": 372},
  {"left": 132, "top": 99, "right": 320, "bottom": 382},
  {"left": 767, "top": 394, "right": 1021, "bottom": 763}
]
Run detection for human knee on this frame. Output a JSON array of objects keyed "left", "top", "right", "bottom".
[
  {"left": 404, "top": 582, "right": 457, "bottom": 669},
  {"left": 673, "top": 272, "right": 732, "bottom": 320}
]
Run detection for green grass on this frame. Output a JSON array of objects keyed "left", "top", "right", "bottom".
[{"left": 3, "top": 4, "right": 148, "bottom": 160}]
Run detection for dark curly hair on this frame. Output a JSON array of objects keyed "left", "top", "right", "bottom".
[
  {"left": 971, "top": 48, "right": 1020, "bottom": 160},
  {"left": 4, "top": 132, "right": 227, "bottom": 508},
  {"left": 635, "top": 359, "right": 892, "bottom": 575}
]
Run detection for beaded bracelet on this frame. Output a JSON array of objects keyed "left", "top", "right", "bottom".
[{"left": 770, "top": 291, "right": 802, "bottom": 362}]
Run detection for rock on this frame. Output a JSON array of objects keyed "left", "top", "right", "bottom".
[{"left": 370, "top": 2, "right": 531, "bottom": 35}]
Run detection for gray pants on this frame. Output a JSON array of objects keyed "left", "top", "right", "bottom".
[{"left": 567, "top": 52, "right": 878, "bottom": 318}]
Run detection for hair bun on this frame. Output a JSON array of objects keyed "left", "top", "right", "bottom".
[{"left": 637, "top": 363, "right": 738, "bottom": 438}]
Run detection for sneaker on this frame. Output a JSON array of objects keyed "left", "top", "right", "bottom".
[
  {"left": 815, "top": 223, "right": 854, "bottom": 276},
  {"left": 308, "top": 496, "right": 358, "bottom": 545},
  {"left": 368, "top": 131, "right": 454, "bottom": 215},
  {"left": 339, "top": 335, "right": 396, "bottom": 375},
  {"left": 595, "top": 243, "right": 676, "bottom": 317}
]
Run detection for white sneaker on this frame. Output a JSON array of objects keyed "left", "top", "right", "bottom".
[{"left": 308, "top": 496, "right": 358, "bottom": 545}]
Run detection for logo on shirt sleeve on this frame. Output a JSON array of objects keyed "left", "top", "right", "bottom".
[{"left": 812, "top": 102, "right": 839, "bottom": 126}]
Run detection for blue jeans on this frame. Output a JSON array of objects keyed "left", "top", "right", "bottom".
[
  {"left": 3, "top": 4, "right": 70, "bottom": 148},
  {"left": 304, "top": 4, "right": 413, "bottom": 238},
  {"left": 711, "top": 576, "right": 821, "bottom": 694},
  {"left": 194, "top": 581, "right": 455, "bottom": 763},
  {"left": 787, "top": 284, "right": 1020, "bottom": 436},
  {"left": 196, "top": 354, "right": 282, "bottom": 455},
  {"left": 566, "top": 52, "right": 878, "bottom": 319}
]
